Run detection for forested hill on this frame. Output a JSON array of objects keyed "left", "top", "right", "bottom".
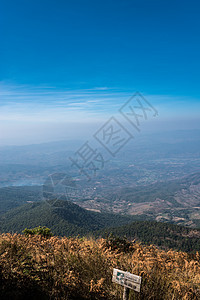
[
  {"left": 0, "top": 200, "right": 138, "bottom": 236},
  {"left": 100, "top": 221, "right": 200, "bottom": 252},
  {"left": 1, "top": 199, "right": 200, "bottom": 252},
  {"left": 0, "top": 186, "right": 41, "bottom": 215}
]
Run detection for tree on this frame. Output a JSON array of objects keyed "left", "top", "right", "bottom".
[{"left": 22, "top": 226, "right": 53, "bottom": 238}]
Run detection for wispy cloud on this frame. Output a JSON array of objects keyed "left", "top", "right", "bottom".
[
  {"left": 0, "top": 82, "right": 131, "bottom": 123},
  {"left": 1, "top": 82, "right": 200, "bottom": 121}
]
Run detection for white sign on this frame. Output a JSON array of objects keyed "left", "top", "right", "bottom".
[{"left": 112, "top": 268, "right": 142, "bottom": 293}]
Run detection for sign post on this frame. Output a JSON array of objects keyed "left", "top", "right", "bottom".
[
  {"left": 112, "top": 268, "right": 142, "bottom": 300},
  {"left": 123, "top": 287, "right": 130, "bottom": 300}
]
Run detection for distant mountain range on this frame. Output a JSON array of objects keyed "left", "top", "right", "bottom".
[{"left": 0, "top": 129, "right": 199, "bottom": 166}]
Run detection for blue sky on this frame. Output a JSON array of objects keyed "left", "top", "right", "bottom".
[{"left": 0, "top": 0, "right": 200, "bottom": 145}]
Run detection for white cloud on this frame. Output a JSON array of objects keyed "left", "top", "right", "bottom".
[
  {"left": 0, "top": 82, "right": 133, "bottom": 125},
  {"left": 0, "top": 81, "right": 199, "bottom": 145}
]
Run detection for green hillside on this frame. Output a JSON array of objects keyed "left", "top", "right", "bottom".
[
  {"left": 100, "top": 221, "right": 200, "bottom": 252},
  {"left": 0, "top": 186, "right": 41, "bottom": 215},
  {"left": 0, "top": 200, "right": 141, "bottom": 236},
  {"left": 1, "top": 199, "right": 200, "bottom": 252}
]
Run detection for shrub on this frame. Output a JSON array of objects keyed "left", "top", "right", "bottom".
[
  {"left": 103, "top": 234, "right": 135, "bottom": 253},
  {"left": 22, "top": 226, "right": 53, "bottom": 238}
]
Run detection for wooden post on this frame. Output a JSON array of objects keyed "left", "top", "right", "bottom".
[{"left": 123, "top": 286, "right": 130, "bottom": 300}]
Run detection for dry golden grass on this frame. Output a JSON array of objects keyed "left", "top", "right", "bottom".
[{"left": 0, "top": 233, "right": 200, "bottom": 299}]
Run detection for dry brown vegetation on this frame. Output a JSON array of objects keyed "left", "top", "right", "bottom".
[{"left": 0, "top": 233, "right": 200, "bottom": 299}]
